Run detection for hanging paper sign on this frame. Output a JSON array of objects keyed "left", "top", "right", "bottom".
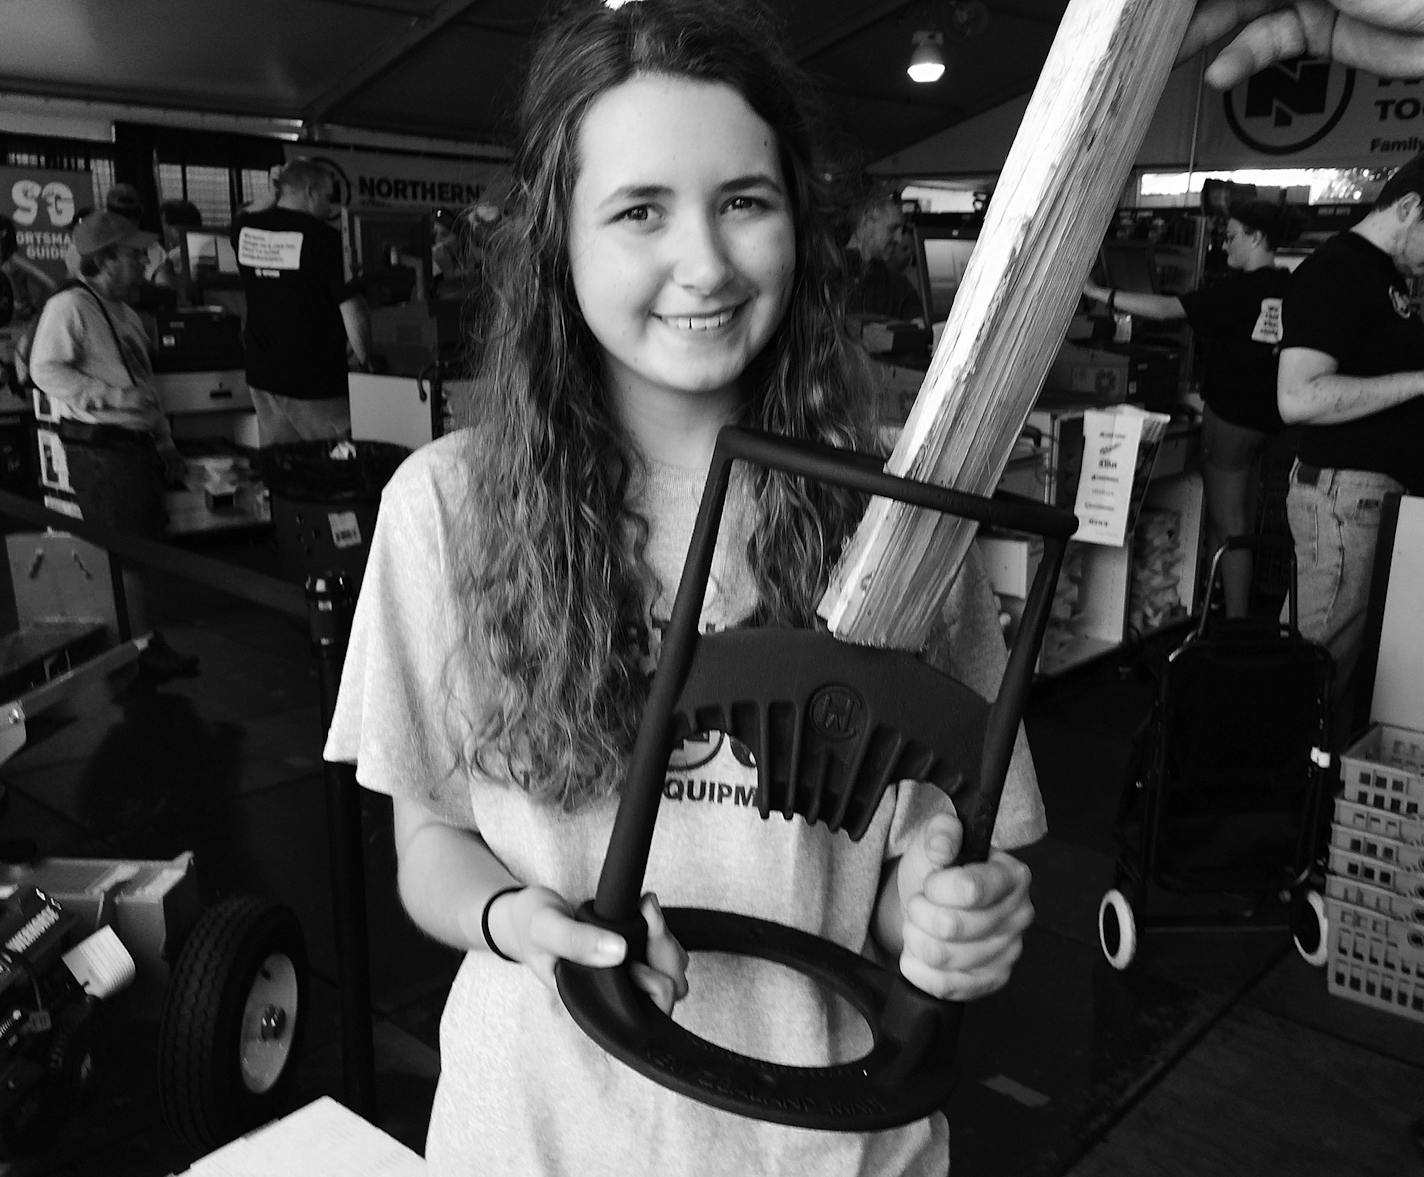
[
  {"left": 1071, "top": 406, "right": 1171, "bottom": 548},
  {"left": 1073, "top": 409, "right": 1142, "bottom": 547}
]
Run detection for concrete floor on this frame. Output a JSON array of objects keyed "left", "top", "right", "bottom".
[{"left": 0, "top": 528, "right": 1421, "bottom": 1177}]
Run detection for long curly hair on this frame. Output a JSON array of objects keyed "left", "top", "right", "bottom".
[{"left": 457, "top": 0, "right": 879, "bottom": 809}]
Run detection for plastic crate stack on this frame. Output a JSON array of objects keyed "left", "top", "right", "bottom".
[{"left": 1325, "top": 724, "right": 1424, "bottom": 1023}]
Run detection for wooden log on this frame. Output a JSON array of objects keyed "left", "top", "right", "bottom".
[{"left": 819, "top": 0, "right": 1196, "bottom": 649}]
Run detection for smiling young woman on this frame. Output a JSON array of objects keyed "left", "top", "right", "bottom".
[
  {"left": 568, "top": 75, "right": 796, "bottom": 468},
  {"left": 324, "top": 2, "right": 1042, "bottom": 1173}
]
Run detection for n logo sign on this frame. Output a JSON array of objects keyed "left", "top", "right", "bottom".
[{"left": 1224, "top": 61, "right": 1355, "bottom": 154}]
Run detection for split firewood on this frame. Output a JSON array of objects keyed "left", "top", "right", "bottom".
[{"left": 820, "top": 0, "right": 1196, "bottom": 649}]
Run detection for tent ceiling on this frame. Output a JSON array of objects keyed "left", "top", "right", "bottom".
[{"left": 0, "top": 0, "right": 1069, "bottom": 165}]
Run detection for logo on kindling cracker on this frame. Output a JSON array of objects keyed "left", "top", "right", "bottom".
[{"left": 809, "top": 685, "right": 864, "bottom": 740}]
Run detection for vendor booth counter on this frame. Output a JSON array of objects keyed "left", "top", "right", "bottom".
[{"left": 35, "top": 356, "right": 457, "bottom": 543}]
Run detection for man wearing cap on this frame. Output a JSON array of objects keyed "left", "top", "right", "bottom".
[
  {"left": 233, "top": 158, "right": 370, "bottom": 445},
  {"left": 29, "top": 210, "right": 197, "bottom": 679},
  {"left": 65, "top": 183, "right": 177, "bottom": 293},
  {"left": 1278, "top": 151, "right": 1424, "bottom": 730}
]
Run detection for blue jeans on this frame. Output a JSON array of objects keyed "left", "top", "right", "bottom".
[
  {"left": 1285, "top": 461, "right": 1403, "bottom": 702},
  {"left": 249, "top": 386, "right": 351, "bottom": 448},
  {"left": 61, "top": 430, "right": 169, "bottom": 539}
]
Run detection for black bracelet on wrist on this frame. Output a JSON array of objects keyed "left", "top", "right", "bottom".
[
  {"left": 1107, "top": 288, "right": 1118, "bottom": 315},
  {"left": 480, "top": 885, "right": 524, "bottom": 962}
]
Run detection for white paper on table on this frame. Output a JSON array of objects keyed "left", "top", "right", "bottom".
[
  {"left": 1072, "top": 408, "right": 1145, "bottom": 547},
  {"left": 178, "top": 1096, "right": 424, "bottom": 1177}
]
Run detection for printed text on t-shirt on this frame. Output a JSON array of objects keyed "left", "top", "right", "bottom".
[
  {"left": 1251, "top": 298, "right": 1283, "bottom": 345},
  {"left": 237, "top": 227, "right": 306, "bottom": 273}
]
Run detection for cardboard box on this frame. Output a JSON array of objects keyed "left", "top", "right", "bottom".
[{"left": 1045, "top": 343, "right": 1130, "bottom": 404}]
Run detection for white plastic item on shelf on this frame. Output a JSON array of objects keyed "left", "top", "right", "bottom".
[
  {"left": 1324, "top": 892, "right": 1424, "bottom": 1023},
  {"left": 1334, "top": 795, "right": 1424, "bottom": 847},
  {"left": 1326, "top": 841, "right": 1424, "bottom": 902},
  {"left": 1325, "top": 723, "right": 1424, "bottom": 1023},
  {"left": 1329, "top": 823, "right": 1424, "bottom": 873},
  {"left": 1339, "top": 724, "right": 1424, "bottom": 817},
  {"left": 1326, "top": 870, "right": 1424, "bottom": 924}
]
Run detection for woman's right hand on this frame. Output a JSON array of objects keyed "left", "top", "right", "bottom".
[{"left": 489, "top": 887, "right": 690, "bottom": 1014}]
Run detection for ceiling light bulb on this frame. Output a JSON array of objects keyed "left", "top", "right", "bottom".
[{"left": 908, "top": 31, "right": 945, "bottom": 84}]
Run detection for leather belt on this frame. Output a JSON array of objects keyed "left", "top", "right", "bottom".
[
  {"left": 1294, "top": 461, "right": 1323, "bottom": 486},
  {"left": 55, "top": 420, "right": 155, "bottom": 450}
]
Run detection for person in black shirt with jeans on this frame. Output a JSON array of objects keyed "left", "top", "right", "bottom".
[
  {"left": 1278, "top": 152, "right": 1424, "bottom": 729},
  {"left": 1084, "top": 199, "right": 1304, "bottom": 617},
  {"left": 233, "top": 158, "right": 371, "bottom": 446}
]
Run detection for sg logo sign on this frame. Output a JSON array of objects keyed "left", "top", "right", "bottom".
[{"left": 9, "top": 179, "right": 77, "bottom": 229}]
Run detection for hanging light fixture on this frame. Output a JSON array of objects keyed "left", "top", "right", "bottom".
[
  {"left": 907, "top": 30, "right": 945, "bottom": 84},
  {"left": 904, "top": 2, "right": 987, "bottom": 85}
]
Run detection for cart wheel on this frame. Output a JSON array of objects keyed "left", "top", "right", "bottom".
[
  {"left": 1098, "top": 888, "right": 1138, "bottom": 970},
  {"left": 157, "top": 895, "right": 308, "bottom": 1153},
  {"left": 1291, "top": 888, "right": 1329, "bottom": 967}
]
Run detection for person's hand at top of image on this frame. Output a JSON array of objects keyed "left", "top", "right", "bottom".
[{"left": 1183, "top": 1, "right": 1424, "bottom": 89}]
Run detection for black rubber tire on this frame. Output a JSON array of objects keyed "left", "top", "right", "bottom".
[
  {"left": 1098, "top": 887, "right": 1139, "bottom": 971},
  {"left": 1291, "top": 887, "right": 1329, "bottom": 967},
  {"left": 156, "top": 895, "right": 308, "bottom": 1153}
]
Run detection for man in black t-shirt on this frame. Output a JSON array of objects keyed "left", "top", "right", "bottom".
[
  {"left": 234, "top": 159, "right": 370, "bottom": 446},
  {"left": 1279, "top": 151, "right": 1424, "bottom": 727}
]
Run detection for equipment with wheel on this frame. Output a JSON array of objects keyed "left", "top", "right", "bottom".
[
  {"left": 1098, "top": 537, "right": 1334, "bottom": 971},
  {"left": 0, "top": 854, "right": 309, "bottom": 1159},
  {"left": 157, "top": 894, "right": 308, "bottom": 1152},
  {"left": 556, "top": 426, "right": 1076, "bottom": 1130}
]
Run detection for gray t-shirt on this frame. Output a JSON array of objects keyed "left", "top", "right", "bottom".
[{"left": 326, "top": 430, "right": 1045, "bottom": 1176}]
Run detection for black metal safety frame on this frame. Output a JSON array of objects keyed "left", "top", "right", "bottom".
[{"left": 556, "top": 426, "right": 1076, "bottom": 1132}]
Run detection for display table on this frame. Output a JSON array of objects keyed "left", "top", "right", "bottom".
[
  {"left": 173, "top": 1096, "right": 423, "bottom": 1176},
  {"left": 163, "top": 450, "right": 270, "bottom": 537}
]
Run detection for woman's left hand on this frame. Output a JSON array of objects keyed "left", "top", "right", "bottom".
[{"left": 894, "top": 810, "right": 1034, "bottom": 1001}]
